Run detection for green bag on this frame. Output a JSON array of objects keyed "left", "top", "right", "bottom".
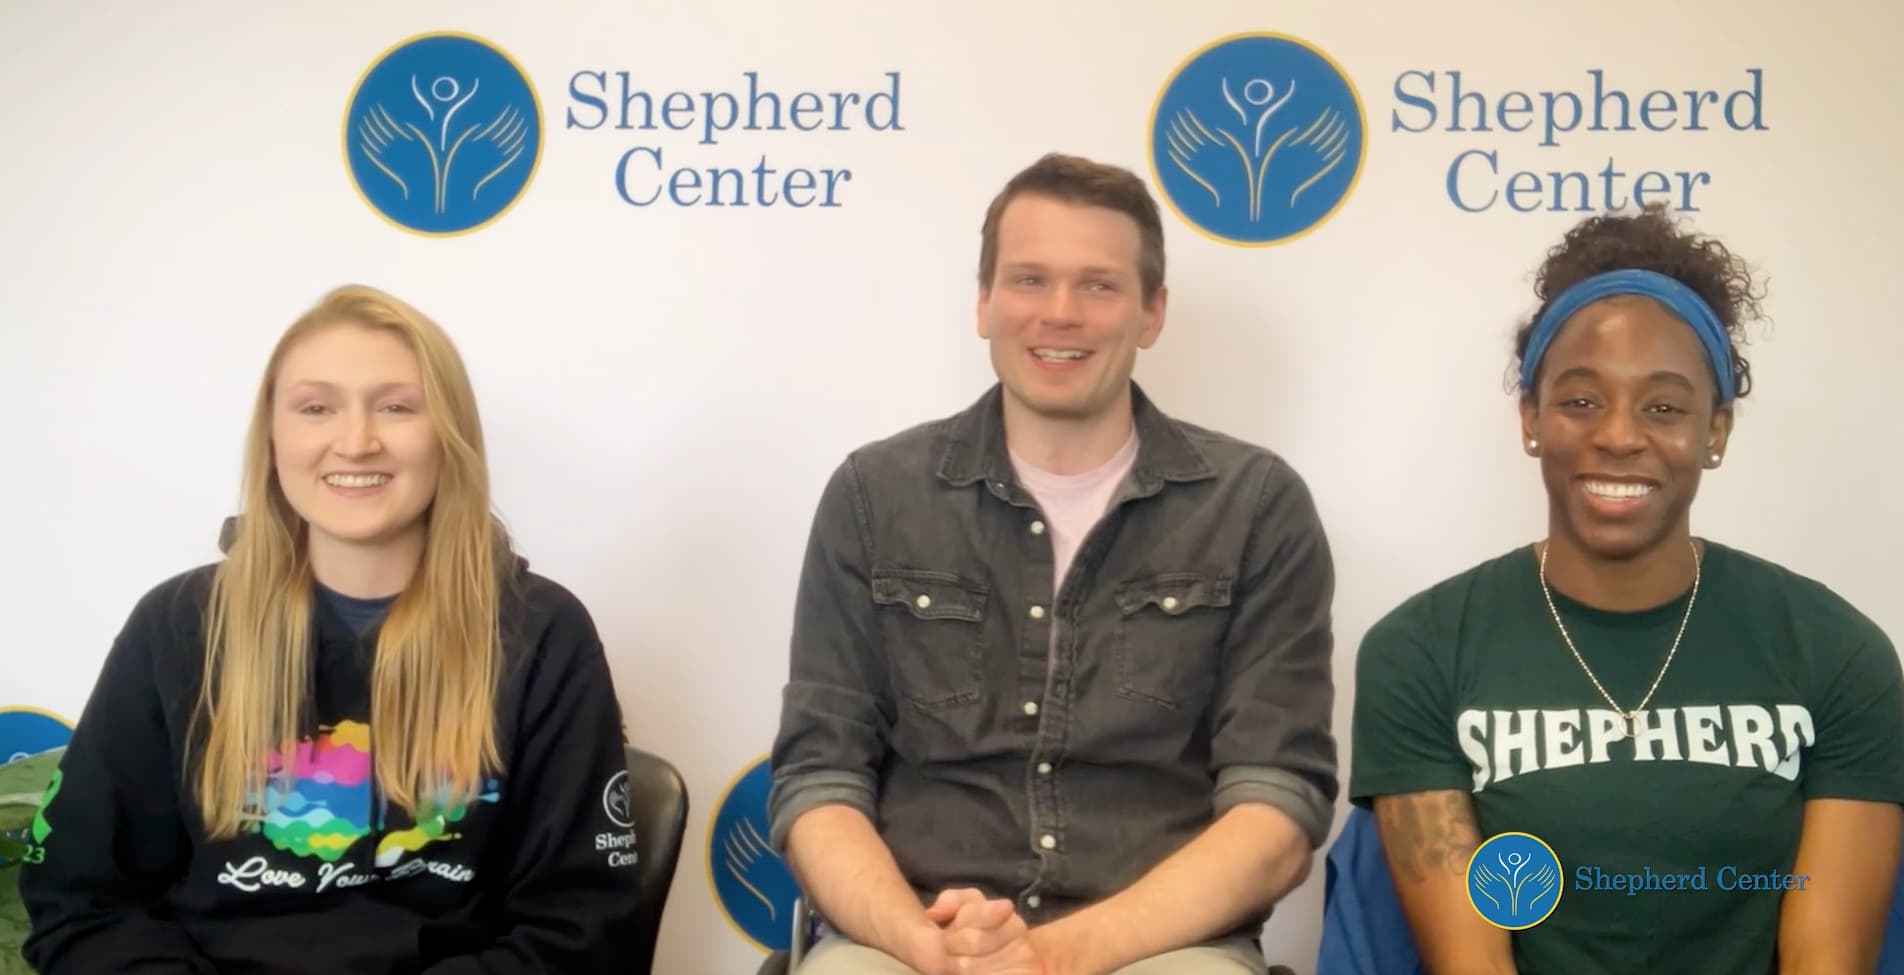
[{"left": 0, "top": 748, "right": 65, "bottom": 975}]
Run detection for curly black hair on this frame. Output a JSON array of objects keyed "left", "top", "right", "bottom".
[{"left": 1513, "top": 203, "right": 1766, "bottom": 402}]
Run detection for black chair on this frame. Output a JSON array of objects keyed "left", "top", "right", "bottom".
[
  {"left": 757, "top": 946, "right": 791, "bottom": 975},
  {"left": 754, "top": 895, "right": 810, "bottom": 974},
  {"left": 621, "top": 743, "right": 689, "bottom": 973}
]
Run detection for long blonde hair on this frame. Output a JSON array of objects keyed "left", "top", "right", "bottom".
[{"left": 195, "top": 284, "right": 505, "bottom": 838}]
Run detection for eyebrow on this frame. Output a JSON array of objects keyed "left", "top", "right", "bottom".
[
  {"left": 1550, "top": 366, "right": 1698, "bottom": 392},
  {"left": 282, "top": 380, "right": 422, "bottom": 397},
  {"left": 1000, "top": 261, "right": 1133, "bottom": 279}
]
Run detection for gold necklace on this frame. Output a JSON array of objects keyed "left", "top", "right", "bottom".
[{"left": 1537, "top": 538, "right": 1701, "bottom": 741}]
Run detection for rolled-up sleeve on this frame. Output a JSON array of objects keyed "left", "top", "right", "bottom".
[
  {"left": 768, "top": 455, "right": 892, "bottom": 851},
  {"left": 1208, "top": 456, "right": 1339, "bottom": 850}
]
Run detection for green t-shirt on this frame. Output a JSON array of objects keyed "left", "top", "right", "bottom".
[{"left": 1350, "top": 540, "right": 1904, "bottom": 974}]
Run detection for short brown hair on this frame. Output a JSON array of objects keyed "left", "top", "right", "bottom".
[{"left": 977, "top": 153, "right": 1166, "bottom": 302}]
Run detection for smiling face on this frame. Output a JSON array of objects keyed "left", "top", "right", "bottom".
[
  {"left": 270, "top": 322, "right": 443, "bottom": 561},
  {"left": 1521, "top": 296, "right": 1732, "bottom": 561},
  {"left": 976, "top": 192, "right": 1166, "bottom": 423}
]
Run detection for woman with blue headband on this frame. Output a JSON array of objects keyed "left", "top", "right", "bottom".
[{"left": 1347, "top": 205, "right": 1904, "bottom": 973}]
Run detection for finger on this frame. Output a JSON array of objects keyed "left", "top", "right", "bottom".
[
  {"left": 947, "top": 898, "right": 1019, "bottom": 941},
  {"left": 943, "top": 925, "right": 1006, "bottom": 957},
  {"left": 951, "top": 927, "right": 1036, "bottom": 968},
  {"left": 923, "top": 889, "right": 961, "bottom": 925},
  {"left": 988, "top": 902, "right": 1027, "bottom": 938},
  {"left": 980, "top": 899, "right": 1018, "bottom": 930},
  {"left": 930, "top": 887, "right": 978, "bottom": 914},
  {"left": 943, "top": 910, "right": 1025, "bottom": 957},
  {"left": 948, "top": 896, "right": 993, "bottom": 932},
  {"left": 926, "top": 887, "right": 984, "bottom": 926}
]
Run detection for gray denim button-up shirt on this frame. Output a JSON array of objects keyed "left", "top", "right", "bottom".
[{"left": 768, "top": 382, "right": 1338, "bottom": 929}]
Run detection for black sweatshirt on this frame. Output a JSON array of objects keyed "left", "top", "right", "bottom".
[{"left": 19, "top": 561, "right": 644, "bottom": 974}]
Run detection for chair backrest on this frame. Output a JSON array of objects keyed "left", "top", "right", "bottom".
[
  {"left": 622, "top": 743, "right": 689, "bottom": 972},
  {"left": 1315, "top": 805, "right": 1426, "bottom": 975}
]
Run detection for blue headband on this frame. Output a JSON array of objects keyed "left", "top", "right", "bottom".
[{"left": 1519, "top": 268, "right": 1736, "bottom": 404}]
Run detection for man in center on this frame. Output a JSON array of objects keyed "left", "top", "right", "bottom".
[{"left": 769, "top": 152, "right": 1339, "bottom": 975}]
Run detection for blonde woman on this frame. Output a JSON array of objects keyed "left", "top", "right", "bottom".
[{"left": 19, "top": 286, "right": 643, "bottom": 973}]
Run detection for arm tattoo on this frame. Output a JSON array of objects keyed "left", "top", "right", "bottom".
[{"left": 1376, "top": 791, "right": 1482, "bottom": 885}]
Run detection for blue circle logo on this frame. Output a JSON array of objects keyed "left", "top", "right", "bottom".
[
  {"left": 707, "top": 756, "right": 801, "bottom": 952},
  {"left": 1148, "top": 33, "right": 1365, "bottom": 246},
  {"left": 342, "top": 32, "right": 542, "bottom": 235},
  {"left": 1467, "top": 831, "right": 1564, "bottom": 930},
  {"left": 0, "top": 707, "right": 71, "bottom": 765},
  {"left": 1, "top": 707, "right": 73, "bottom": 867}
]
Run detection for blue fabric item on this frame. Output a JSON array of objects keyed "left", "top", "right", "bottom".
[
  {"left": 1882, "top": 855, "right": 1904, "bottom": 974},
  {"left": 1519, "top": 268, "right": 1737, "bottom": 403},
  {"left": 316, "top": 584, "right": 396, "bottom": 636},
  {"left": 1315, "top": 806, "right": 1426, "bottom": 975}
]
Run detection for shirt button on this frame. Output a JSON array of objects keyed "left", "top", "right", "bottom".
[
  {"left": 1039, "top": 834, "right": 1056, "bottom": 850},
  {"left": 1026, "top": 895, "right": 1042, "bottom": 908},
  {"left": 1037, "top": 762, "right": 1052, "bottom": 775},
  {"left": 1162, "top": 596, "right": 1179, "bottom": 611},
  {"left": 1029, "top": 605, "right": 1045, "bottom": 620},
  {"left": 915, "top": 594, "right": 931, "bottom": 609},
  {"left": 1030, "top": 520, "right": 1046, "bottom": 535},
  {"left": 1023, "top": 701, "right": 1039, "bottom": 716}
]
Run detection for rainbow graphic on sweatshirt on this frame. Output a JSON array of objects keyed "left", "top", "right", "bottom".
[
  {"left": 258, "top": 721, "right": 374, "bottom": 863},
  {"left": 253, "top": 720, "right": 501, "bottom": 866},
  {"left": 375, "top": 778, "right": 502, "bottom": 867}
]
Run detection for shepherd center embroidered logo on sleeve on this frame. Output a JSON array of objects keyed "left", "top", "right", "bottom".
[
  {"left": 595, "top": 769, "right": 640, "bottom": 868},
  {"left": 603, "top": 769, "right": 634, "bottom": 828},
  {"left": 1457, "top": 703, "right": 1814, "bottom": 791},
  {"left": 590, "top": 773, "right": 643, "bottom": 872},
  {"left": 217, "top": 720, "right": 499, "bottom": 895}
]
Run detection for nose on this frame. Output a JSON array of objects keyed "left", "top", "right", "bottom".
[
  {"left": 334, "top": 407, "right": 382, "bottom": 458},
  {"left": 1589, "top": 405, "right": 1646, "bottom": 456},
  {"left": 1039, "top": 284, "right": 1083, "bottom": 329}
]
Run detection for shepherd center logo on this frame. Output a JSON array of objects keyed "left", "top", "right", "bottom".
[
  {"left": 0, "top": 707, "right": 71, "bottom": 765},
  {"left": 603, "top": 770, "right": 634, "bottom": 829},
  {"left": 1467, "top": 831, "right": 1563, "bottom": 930},
  {"left": 342, "top": 31, "right": 543, "bottom": 235},
  {"left": 708, "top": 756, "right": 800, "bottom": 952},
  {"left": 1, "top": 706, "right": 75, "bottom": 868},
  {"left": 1149, "top": 32, "right": 1365, "bottom": 246}
]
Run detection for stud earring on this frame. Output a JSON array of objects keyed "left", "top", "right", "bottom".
[
  {"left": 1527, "top": 439, "right": 1539, "bottom": 453},
  {"left": 1710, "top": 452, "right": 1722, "bottom": 464}
]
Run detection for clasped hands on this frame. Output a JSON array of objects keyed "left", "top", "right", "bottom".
[{"left": 903, "top": 887, "right": 1063, "bottom": 975}]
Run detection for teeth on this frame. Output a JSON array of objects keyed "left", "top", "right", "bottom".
[
  {"left": 325, "top": 473, "right": 390, "bottom": 488},
  {"left": 1584, "top": 480, "right": 1653, "bottom": 499},
  {"left": 1033, "top": 349, "right": 1087, "bottom": 361}
]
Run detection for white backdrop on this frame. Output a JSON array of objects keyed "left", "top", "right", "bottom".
[{"left": 4, "top": 0, "right": 1901, "bottom": 972}]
